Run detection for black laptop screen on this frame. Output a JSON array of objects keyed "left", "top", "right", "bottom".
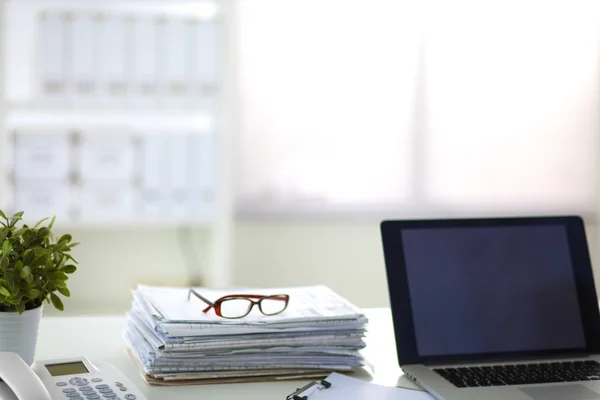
[{"left": 402, "top": 225, "right": 586, "bottom": 357}]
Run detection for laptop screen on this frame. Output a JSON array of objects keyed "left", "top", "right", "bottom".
[
  {"left": 378, "top": 215, "right": 600, "bottom": 364},
  {"left": 402, "top": 224, "right": 586, "bottom": 357}
]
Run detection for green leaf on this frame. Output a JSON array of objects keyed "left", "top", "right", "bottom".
[
  {"left": 33, "top": 217, "right": 49, "bottom": 229},
  {"left": 0, "top": 210, "right": 6, "bottom": 220},
  {"left": 8, "top": 211, "right": 23, "bottom": 228},
  {"left": 35, "top": 227, "right": 51, "bottom": 239},
  {"left": 57, "top": 287, "right": 70, "bottom": 297},
  {"left": 53, "top": 280, "right": 67, "bottom": 289},
  {"left": 48, "top": 215, "right": 56, "bottom": 229},
  {"left": 61, "top": 265, "right": 77, "bottom": 274},
  {"left": 0, "top": 229, "right": 8, "bottom": 244},
  {"left": 58, "top": 234, "right": 72, "bottom": 244},
  {"left": 50, "top": 293, "right": 63, "bottom": 311},
  {"left": 64, "top": 254, "right": 79, "bottom": 264},
  {"left": 31, "top": 254, "right": 49, "bottom": 268},
  {"left": 0, "top": 287, "right": 9, "bottom": 297},
  {"left": 15, "top": 302, "right": 24, "bottom": 314},
  {"left": 52, "top": 271, "right": 68, "bottom": 281},
  {"left": 0, "top": 258, "right": 8, "bottom": 270},
  {"left": 5, "top": 273, "right": 15, "bottom": 291},
  {"left": 1, "top": 240, "right": 11, "bottom": 256},
  {"left": 20, "top": 265, "right": 30, "bottom": 279}
]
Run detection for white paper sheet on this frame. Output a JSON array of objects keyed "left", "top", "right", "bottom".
[
  {"left": 302, "top": 373, "right": 436, "bottom": 400},
  {"left": 136, "top": 284, "right": 364, "bottom": 324}
]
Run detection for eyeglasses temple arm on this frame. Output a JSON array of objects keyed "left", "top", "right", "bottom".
[{"left": 188, "top": 289, "right": 216, "bottom": 307}]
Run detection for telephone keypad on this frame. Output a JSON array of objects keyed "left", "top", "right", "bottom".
[{"left": 57, "top": 377, "right": 133, "bottom": 400}]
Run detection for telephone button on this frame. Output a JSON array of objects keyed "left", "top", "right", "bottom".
[
  {"left": 99, "top": 388, "right": 113, "bottom": 393},
  {"left": 119, "top": 387, "right": 127, "bottom": 391},
  {"left": 79, "top": 386, "right": 92, "bottom": 391},
  {"left": 57, "top": 382, "right": 68, "bottom": 386},
  {"left": 85, "top": 395, "right": 101, "bottom": 399},
  {"left": 91, "top": 378, "right": 103, "bottom": 382},
  {"left": 124, "top": 395, "right": 136, "bottom": 400},
  {"left": 103, "top": 394, "right": 117, "bottom": 398},
  {"left": 95, "top": 384, "right": 109, "bottom": 389},
  {"left": 66, "top": 392, "right": 82, "bottom": 397},
  {"left": 70, "top": 377, "right": 88, "bottom": 386},
  {"left": 63, "top": 388, "right": 77, "bottom": 393}
]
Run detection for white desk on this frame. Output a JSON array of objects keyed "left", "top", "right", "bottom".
[{"left": 36, "top": 308, "right": 419, "bottom": 400}]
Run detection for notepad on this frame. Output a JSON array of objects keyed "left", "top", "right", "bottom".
[{"left": 291, "top": 372, "right": 436, "bottom": 399}]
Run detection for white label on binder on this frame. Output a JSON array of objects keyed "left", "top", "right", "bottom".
[
  {"left": 70, "top": 13, "right": 96, "bottom": 95},
  {"left": 39, "top": 11, "right": 67, "bottom": 95}
]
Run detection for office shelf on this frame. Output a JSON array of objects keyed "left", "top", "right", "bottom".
[{"left": 0, "top": 0, "right": 234, "bottom": 288}]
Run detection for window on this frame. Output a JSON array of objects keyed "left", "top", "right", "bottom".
[{"left": 236, "top": 0, "right": 600, "bottom": 217}]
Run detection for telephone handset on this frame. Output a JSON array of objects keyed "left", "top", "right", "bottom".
[{"left": 0, "top": 352, "right": 147, "bottom": 400}]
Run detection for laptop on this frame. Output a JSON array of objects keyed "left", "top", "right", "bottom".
[{"left": 380, "top": 216, "right": 600, "bottom": 400}]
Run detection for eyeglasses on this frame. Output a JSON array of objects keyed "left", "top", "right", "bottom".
[{"left": 187, "top": 289, "right": 290, "bottom": 319}]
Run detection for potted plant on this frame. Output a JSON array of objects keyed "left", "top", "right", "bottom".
[{"left": 0, "top": 210, "right": 78, "bottom": 364}]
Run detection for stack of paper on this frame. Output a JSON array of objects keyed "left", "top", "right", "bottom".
[{"left": 123, "top": 285, "right": 368, "bottom": 385}]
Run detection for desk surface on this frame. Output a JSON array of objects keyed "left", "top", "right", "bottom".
[{"left": 36, "top": 308, "right": 417, "bottom": 400}]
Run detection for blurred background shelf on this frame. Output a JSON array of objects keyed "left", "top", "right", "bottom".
[{"left": 0, "top": 0, "right": 233, "bottom": 289}]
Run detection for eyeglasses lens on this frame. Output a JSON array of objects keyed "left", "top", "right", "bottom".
[
  {"left": 259, "top": 296, "right": 288, "bottom": 315},
  {"left": 219, "top": 298, "right": 253, "bottom": 318}
]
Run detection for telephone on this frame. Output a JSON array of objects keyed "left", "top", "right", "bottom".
[{"left": 0, "top": 352, "right": 147, "bottom": 400}]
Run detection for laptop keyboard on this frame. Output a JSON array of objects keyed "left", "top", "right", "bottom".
[{"left": 434, "top": 360, "right": 600, "bottom": 387}]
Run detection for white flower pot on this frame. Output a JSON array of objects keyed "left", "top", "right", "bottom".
[{"left": 0, "top": 305, "right": 42, "bottom": 365}]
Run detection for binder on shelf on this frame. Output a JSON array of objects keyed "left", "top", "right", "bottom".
[
  {"left": 70, "top": 12, "right": 97, "bottom": 98},
  {"left": 101, "top": 14, "right": 128, "bottom": 101},
  {"left": 163, "top": 18, "right": 187, "bottom": 108},
  {"left": 79, "top": 184, "right": 135, "bottom": 221},
  {"left": 186, "top": 20, "right": 218, "bottom": 101},
  {"left": 77, "top": 132, "right": 136, "bottom": 182},
  {"left": 38, "top": 10, "right": 68, "bottom": 96},
  {"left": 13, "top": 131, "right": 72, "bottom": 180},
  {"left": 14, "top": 180, "right": 73, "bottom": 221},
  {"left": 132, "top": 15, "right": 158, "bottom": 107}
]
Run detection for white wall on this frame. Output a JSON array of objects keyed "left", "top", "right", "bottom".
[
  {"left": 44, "top": 220, "right": 600, "bottom": 316},
  {"left": 45, "top": 221, "right": 391, "bottom": 316}
]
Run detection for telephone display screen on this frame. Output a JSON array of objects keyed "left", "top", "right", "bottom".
[{"left": 46, "top": 361, "right": 89, "bottom": 376}]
